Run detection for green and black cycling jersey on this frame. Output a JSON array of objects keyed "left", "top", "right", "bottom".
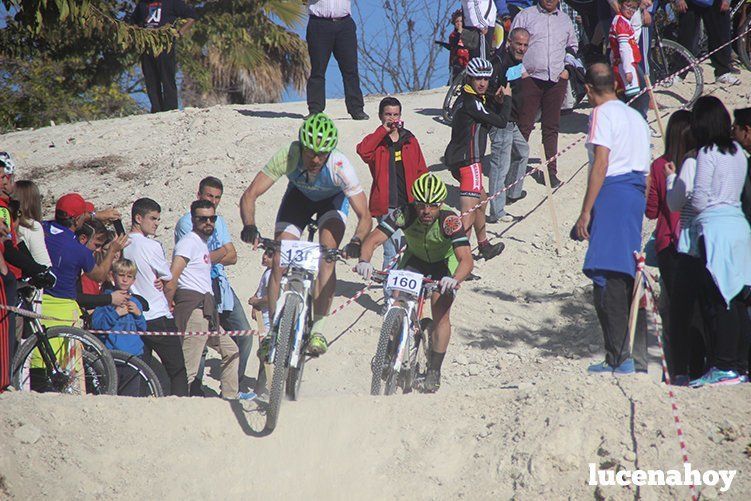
[{"left": 378, "top": 204, "right": 469, "bottom": 275}]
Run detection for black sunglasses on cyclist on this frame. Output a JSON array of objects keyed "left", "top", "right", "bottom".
[
  {"left": 194, "top": 215, "right": 218, "bottom": 223},
  {"left": 415, "top": 201, "right": 441, "bottom": 209}
]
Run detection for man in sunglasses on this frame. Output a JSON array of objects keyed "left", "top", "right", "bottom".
[
  {"left": 175, "top": 176, "right": 253, "bottom": 389},
  {"left": 240, "top": 113, "right": 371, "bottom": 356},
  {"left": 444, "top": 57, "right": 511, "bottom": 262},
  {"left": 168, "top": 200, "right": 252, "bottom": 401},
  {"left": 355, "top": 173, "right": 474, "bottom": 393}
]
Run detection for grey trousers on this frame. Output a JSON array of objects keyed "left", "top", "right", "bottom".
[
  {"left": 487, "top": 122, "right": 529, "bottom": 219},
  {"left": 592, "top": 273, "right": 648, "bottom": 371}
]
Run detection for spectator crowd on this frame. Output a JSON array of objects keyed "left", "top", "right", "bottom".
[{"left": 1, "top": 0, "right": 751, "bottom": 396}]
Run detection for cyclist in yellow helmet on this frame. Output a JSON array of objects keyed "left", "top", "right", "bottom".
[{"left": 356, "top": 173, "right": 474, "bottom": 392}]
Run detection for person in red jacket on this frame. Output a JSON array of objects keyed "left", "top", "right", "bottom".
[{"left": 357, "top": 97, "right": 428, "bottom": 269}]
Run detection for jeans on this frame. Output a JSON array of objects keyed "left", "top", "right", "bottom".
[
  {"left": 379, "top": 210, "right": 403, "bottom": 270},
  {"left": 220, "top": 289, "right": 253, "bottom": 379},
  {"left": 487, "top": 122, "right": 529, "bottom": 219}
]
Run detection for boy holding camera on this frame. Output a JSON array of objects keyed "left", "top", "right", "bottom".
[{"left": 356, "top": 97, "right": 428, "bottom": 269}]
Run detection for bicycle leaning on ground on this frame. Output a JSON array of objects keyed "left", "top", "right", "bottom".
[
  {"left": 11, "top": 279, "right": 118, "bottom": 395},
  {"left": 369, "top": 269, "right": 455, "bottom": 396},
  {"left": 258, "top": 236, "right": 346, "bottom": 431}
]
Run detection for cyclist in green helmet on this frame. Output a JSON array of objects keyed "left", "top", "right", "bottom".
[
  {"left": 240, "top": 113, "right": 372, "bottom": 356},
  {"left": 355, "top": 173, "right": 474, "bottom": 393}
]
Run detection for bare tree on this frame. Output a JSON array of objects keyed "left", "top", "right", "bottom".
[{"left": 355, "top": 0, "right": 452, "bottom": 95}]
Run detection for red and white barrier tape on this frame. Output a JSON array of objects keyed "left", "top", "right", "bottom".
[
  {"left": 0, "top": 303, "right": 260, "bottom": 337},
  {"left": 639, "top": 257, "right": 699, "bottom": 501}
]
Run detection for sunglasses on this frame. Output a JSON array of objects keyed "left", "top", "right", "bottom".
[
  {"left": 415, "top": 202, "right": 441, "bottom": 210},
  {"left": 194, "top": 215, "right": 218, "bottom": 223}
]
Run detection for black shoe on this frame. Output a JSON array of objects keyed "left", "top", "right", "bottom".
[
  {"left": 350, "top": 111, "right": 370, "bottom": 120},
  {"left": 304, "top": 111, "right": 322, "bottom": 120},
  {"left": 530, "top": 170, "right": 545, "bottom": 186},
  {"left": 479, "top": 241, "right": 505, "bottom": 260},
  {"left": 550, "top": 174, "right": 562, "bottom": 189},
  {"left": 486, "top": 215, "right": 500, "bottom": 224},
  {"left": 507, "top": 190, "right": 527, "bottom": 205},
  {"left": 423, "top": 369, "right": 441, "bottom": 393}
]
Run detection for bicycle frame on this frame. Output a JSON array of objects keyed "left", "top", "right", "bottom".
[
  {"left": 382, "top": 279, "right": 434, "bottom": 378},
  {"left": 268, "top": 269, "right": 313, "bottom": 370}
]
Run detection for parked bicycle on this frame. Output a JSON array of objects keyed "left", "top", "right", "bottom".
[
  {"left": 259, "top": 237, "right": 345, "bottom": 431},
  {"left": 369, "top": 269, "right": 445, "bottom": 396},
  {"left": 11, "top": 280, "right": 117, "bottom": 395}
]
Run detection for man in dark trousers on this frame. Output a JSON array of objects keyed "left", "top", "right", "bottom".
[
  {"left": 305, "top": 0, "right": 368, "bottom": 120},
  {"left": 130, "top": 0, "right": 197, "bottom": 113}
]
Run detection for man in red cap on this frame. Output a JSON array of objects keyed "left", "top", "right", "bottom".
[{"left": 42, "top": 193, "right": 128, "bottom": 327}]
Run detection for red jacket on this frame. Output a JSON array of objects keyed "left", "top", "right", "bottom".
[
  {"left": 356, "top": 126, "right": 428, "bottom": 217},
  {"left": 646, "top": 155, "right": 681, "bottom": 254}
]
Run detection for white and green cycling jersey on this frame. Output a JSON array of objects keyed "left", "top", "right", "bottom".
[{"left": 262, "top": 141, "right": 363, "bottom": 202}]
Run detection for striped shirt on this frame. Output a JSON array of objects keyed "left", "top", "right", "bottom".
[
  {"left": 691, "top": 143, "right": 747, "bottom": 213},
  {"left": 666, "top": 157, "right": 699, "bottom": 236},
  {"left": 308, "top": 0, "right": 350, "bottom": 18}
]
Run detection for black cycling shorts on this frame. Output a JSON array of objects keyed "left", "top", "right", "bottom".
[
  {"left": 275, "top": 186, "right": 350, "bottom": 238},
  {"left": 401, "top": 254, "right": 452, "bottom": 281}
]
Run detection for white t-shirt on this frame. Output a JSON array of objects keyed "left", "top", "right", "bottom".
[
  {"left": 122, "top": 232, "right": 173, "bottom": 321},
  {"left": 586, "top": 99, "right": 651, "bottom": 177},
  {"left": 17, "top": 220, "right": 52, "bottom": 267},
  {"left": 173, "top": 231, "right": 213, "bottom": 295}
]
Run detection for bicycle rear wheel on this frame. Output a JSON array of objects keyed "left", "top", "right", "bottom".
[
  {"left": 265, "top": 295, "right": 301, "bottom": 432},
  {"left": 442, "top": 71, "right": 465, "bottom": 126},
  {"left": 648, "top": 39, "right": 704, "bottom": 110},
  {"left": 11, "top": 326, "right": 117, "bottom": 395},
  {"left": 371, "top": 308, "right": 405, "bottom": 396},
  {"left": 110, "top": 350, "right": 164, "bottom": 397}
]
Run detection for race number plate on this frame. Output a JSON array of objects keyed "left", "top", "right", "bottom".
[
  {"left": 385, "top": 270, "right": 424, "bottom": 296},
  {"left": 280, "top": 240, "right": 320, "bottom": 272}
]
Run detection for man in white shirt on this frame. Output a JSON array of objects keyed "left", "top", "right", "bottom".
[
  {"left": 305, "top": 0, "right": 368, "bottom": 120},
  {"left": 574, "top": 63, "right": 650, "bottom": 376},
  {"left": 123, "top": 198, "right": 189, "bottom": 396},
  {"left": 168, "top": 200, "right": 249, "bottom": 400}
]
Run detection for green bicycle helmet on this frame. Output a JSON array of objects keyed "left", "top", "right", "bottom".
[
  {"left": 299, "top": 113, "right": 339, "bottom": 153},
  {"left": 412, "top": 173, "right": 447, "bottom": 204}
]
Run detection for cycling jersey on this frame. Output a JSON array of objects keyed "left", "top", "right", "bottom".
[
  {"left": 378, "top": 204, "right": 469, "bottom": 275},
  {"left": 262, "top": 141, "right": 363, "bottom": 202}
]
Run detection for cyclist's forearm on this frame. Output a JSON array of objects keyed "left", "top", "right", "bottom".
[
  {"left": 360, "top": 227, "right": 389, "bottom": 262},
  {"left": 354, "top": 217, "right": 373, "bottom": 242},
  {"left": 239, "top": 191, "right": 257, "bottom": 226}
]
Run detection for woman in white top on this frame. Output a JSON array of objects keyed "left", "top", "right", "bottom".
[
  {"left": 14, "top": 180, "right": 51, "bottom": 267},
  {"left": 683, "top": 96, "right": 751, "bottom": 388}
]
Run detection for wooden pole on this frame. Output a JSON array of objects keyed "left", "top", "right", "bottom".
[
  {"left": 644, "top": 75, "right": 666, "bottom": 142},
  {"left": 627, "top": 256, "right": 645, "bottom": 354},
  {"left": 539, "top": 167, "right": 563, "bottom": 255}
]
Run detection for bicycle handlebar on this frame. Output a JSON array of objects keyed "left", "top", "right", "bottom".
[{"left": 259, "top": 237, "right": 347, "bottom": 263}]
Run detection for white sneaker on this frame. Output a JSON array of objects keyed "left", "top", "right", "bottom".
[{"left": 717, "top": 73, "right": 741, "bottom": 86}]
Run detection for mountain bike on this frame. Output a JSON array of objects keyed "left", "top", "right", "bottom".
[
  {"left": 649, "top": 5, "right": 704, "bottom": 109},
  {"left": 369, "top": 269, "right": 443, "bottom": 396},
  {"left": 260, "top": 237, "right": 345, "bottom": 431},
  {"left": 11, "top": 282, "right": 117, "bottom": 395},
  {"left": 734, "top": 0, "right": 751, "bottom": 70}
]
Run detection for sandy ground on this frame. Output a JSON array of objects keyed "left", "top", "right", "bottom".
[{"left": 1, "top": 65, "right": 751, "bottom": 500}]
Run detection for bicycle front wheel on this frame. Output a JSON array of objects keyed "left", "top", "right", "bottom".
[
  {"left": 11, "top": 326, "right": 117, "bottom": 395},
  {"left": 110, "top": 350, "right": 164, "bottom": 397},
  {"left": 266, "top": 295, "right": 301, "bottom": 432},
  {"left": 406, "top": 318, "right": 433, "bottom": 393},
  {"left": 648, "top": 39, "right": 704, "bottom": 110},
  {"left": 371, "top": 308, "right": 405, "bottom": 396},
  {"left": 442, "top": 71, "right": 465, "bottom": 126}
]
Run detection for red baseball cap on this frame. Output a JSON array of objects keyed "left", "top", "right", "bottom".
[
  {"left": 56, "top": 193, "right": 92, "bottom": 218},
  {"left": 84, "top": 201, "right": 96, "bottom": 213}
]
